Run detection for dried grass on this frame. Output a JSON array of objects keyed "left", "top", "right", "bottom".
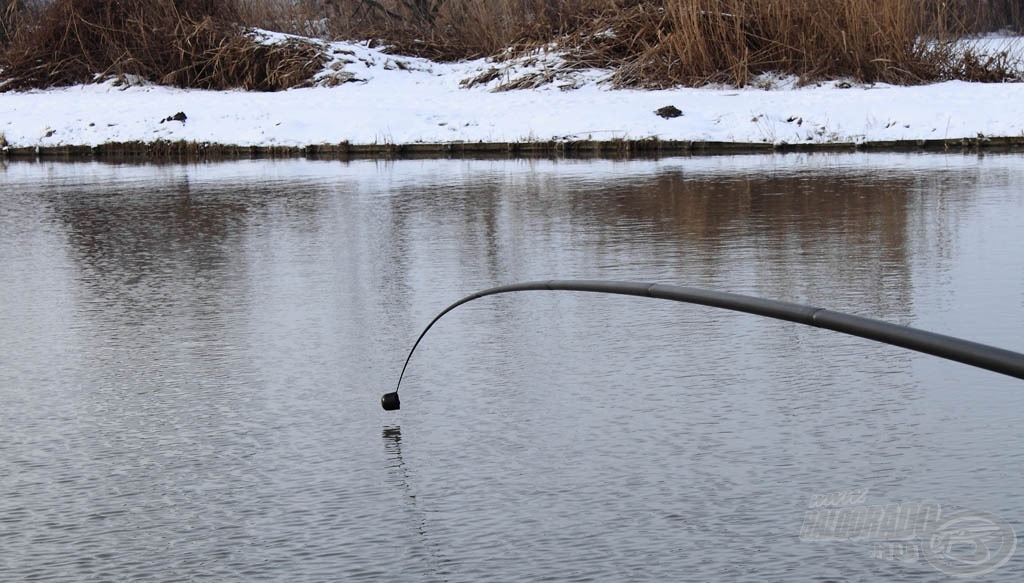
[
  {"left": 1, "top": 0, "right": 325, "bottom": 91},
  {"left": 239, "top": 0, "right": 614, "bottom": 60},
  {"left": 236, "top": 0, "right": 1022, "bottom": 87},
  {"left": 1, "top": 0, "right": 43, "bottom": 47},
  {"left": 565, "top": 0, "right": 1022, "bottom": 88},
  {"left": 3, "top": 0, "right": 1022, "bottom": 91},
  {"left": 373, "top": 0, "right": 611, "bottom": 60}
]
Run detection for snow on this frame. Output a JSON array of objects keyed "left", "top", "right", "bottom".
[{"left": 2, "top": 32, "right": 1023, "bottom": 150}]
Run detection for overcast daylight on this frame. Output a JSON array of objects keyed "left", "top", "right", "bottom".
[{"left": 3, "top": 2, "right": 1024, "bottom": 581}]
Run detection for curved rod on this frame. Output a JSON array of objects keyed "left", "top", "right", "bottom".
[{"left": 382, "top": 280, "right": 1024, "bottom": 410}]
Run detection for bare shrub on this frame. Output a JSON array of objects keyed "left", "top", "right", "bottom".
[
  {"left": 239, "top": 0, "right": 615, "bottom": 60},
  {"left": 5, "top": 0, "right": 1021, "bottom": 91},
  {"left": 1, "top": 0, "right": 45, "bottom": 47},
  {"left": 236, "top": 1, "right": 1022, "bottom": 86},
  {"left": 947, "top": 45, "right": 1023, "bottom": 82},
  {"left": 380, "top": 0, "right": 612, "bottom": 60},
  {"left": 933, "top": 0, "right": 1024, "bottom": 35},
  {"left": 1, "top": 0, "right": 326, "bottom": 91}
]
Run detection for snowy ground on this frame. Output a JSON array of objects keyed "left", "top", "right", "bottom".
[{"left": 2, "top": 31, "right": 1023, "bottom": 150}]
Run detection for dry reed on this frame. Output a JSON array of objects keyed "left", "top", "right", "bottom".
[
  {"left": 235, "top": 0, "right": 1021, "bottom": 86},
  {"left": 239, "top": 0, "right": 614, "bottom": 60},
  {"left": 1, "top": 0, "right": 43, "bottom": 47},
  {"left": 566, "top": 0, "right": 1021, "bottom": 87},
  {"left": 1, "top": 0, "right": 325, "bottom": 91},
  {"left": 3, "top": 0, "right": 1022, "bottom": 91}
]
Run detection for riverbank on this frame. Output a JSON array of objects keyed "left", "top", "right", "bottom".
[
  {"left": 7, "top": 136, "right": 1024, "bottom": 161},
  {"left": 3, "top": 33, "right": 1024, "bottom": 158}
]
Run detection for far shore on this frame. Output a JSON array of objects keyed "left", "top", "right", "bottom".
[{"left": 4, "top": 35, "right": 1024, "bottom": 160}]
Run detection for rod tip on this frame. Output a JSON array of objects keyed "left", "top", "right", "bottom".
[{"left": 381, "top": 392, "right": 401, "bottom": 411}]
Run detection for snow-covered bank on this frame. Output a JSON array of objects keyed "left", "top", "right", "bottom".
[{"left": 3, "top": 34, "right": 1024, "bottom": 152}]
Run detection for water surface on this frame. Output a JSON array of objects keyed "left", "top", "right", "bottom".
[{"left": 2, "top": 154, "right": 1023, "bottom": 581}]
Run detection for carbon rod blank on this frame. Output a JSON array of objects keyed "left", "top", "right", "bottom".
[{"left": 381, "top": 280, "right": 1024, "bottom": 410}]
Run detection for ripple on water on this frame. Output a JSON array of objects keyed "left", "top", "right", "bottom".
[{"left": 2, "top": 155, "right": 1023, "bottom": 581}]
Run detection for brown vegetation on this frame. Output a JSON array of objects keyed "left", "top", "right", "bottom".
[
  {"left": 237, "top": 0, "right": 610, "bottom": 60},
  {"left": 939, "top": 0, "right": 1024, "bottom": 35},
  {"left": 2, "top": 0, "right": 1022, "bottom": 91},
  {"left": 1, "top": 1, "right": 41, "bottom": 47},
  {"left": 564, "top": 0, "right": 1022, "bottom": 87},
  {"left": 239, "top": 0, "right": 1023, "bottom": 86},
  {"left": 0, "top": 0, "right": 325, "bottom": 91}
]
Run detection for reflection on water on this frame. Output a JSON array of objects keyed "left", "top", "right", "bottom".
[{"left": 1, "top": 154, "right": 1023, "bottom": 581}]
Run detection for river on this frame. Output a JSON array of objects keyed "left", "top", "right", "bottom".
[{"left": 1, "top": 153, "right": 1023, "bottom": 581}]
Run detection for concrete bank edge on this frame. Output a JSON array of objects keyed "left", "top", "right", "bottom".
[{"left": 4, "top": 136, "right": 1024, "bottom": 160}]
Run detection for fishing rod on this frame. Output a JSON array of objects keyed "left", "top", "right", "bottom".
[{"left": 381, "top": 280, "right": 1024, "bottom": 410}]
